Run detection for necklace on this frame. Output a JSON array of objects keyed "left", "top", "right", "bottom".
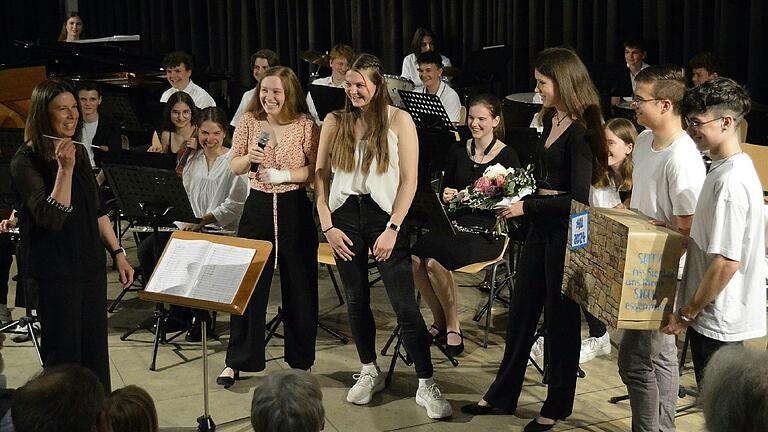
[
  {"left": 471, "top": 137, "right": 497, "bottom": 169},
  {"left": 554, "top": 111, "right": 568, "bottom": 127}
]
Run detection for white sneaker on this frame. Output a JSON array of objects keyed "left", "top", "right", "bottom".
[
  {"left": 415, "top": 383, "right": 452, "bottom": 419},
  {"left": 530, "top": 336, "right": 544, "bottom": 359},
  {"left": 346, "top": 366, "right": 385, "bottom": 405},
  {"left": 579, "top": 332, "right": 611, "bottom": 364}
]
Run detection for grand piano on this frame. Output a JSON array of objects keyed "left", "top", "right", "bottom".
[{"left": 2, "top": 37, "right": 230, "bottom": 147}]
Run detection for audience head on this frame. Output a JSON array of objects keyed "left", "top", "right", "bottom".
[
  {"left": 250, "top": 370, "right": 324, "bottom": 432},
  {"left": 681, "top": 77, "right": 751, "bottom": 152},
  {"left": 12, "top": 365, "right": 109, "bottom": 432},
  {"left": 248, "top": 66, "right": 309, "bottom": 124},
  {"left": 162, "top": 91, "right": 198, "bottom": 132},
  {"left": 250, "top": 49, "right": 281, "bottom": 82},
  {"left": 77, "top": 81, "right": 103, "bottom": 120},
  {"left": 467, "top": 93, "right": 504, "bottom": 140},
  {"left": 534, "top": 47, "right": 607, "bottom": 184},
  {"left": 632, "top": 65, "right": 687, "bottom": 128},
  {"left": 107, "top": 385, "right": 159, "bottom": 432},
  {"left": 623, "top": 39, "right": 647, "bottom": 68},
  {"left": 25, "top": 78, "right": 83, "bottom": 162},
  {"left": 699, "top": 346, "right": 768, "bottom": 432},
  {"left": 410, "top": 27, "right": 440, "bottom": 56},
  {"left": 416, "top": 51, "right": 444, "bottom": 90},
  {"left": 198, "top": 106, "right": 231, "bottom": 149},
  {"left": 163, "top": 51, "right": 194, "bottom": 90},
  {"left": 329, "top": 44, "right": 353, "bottom": 80},
  {"left": 58, "top": 12, "right": 83, "bottom": 41},
  {"left": 601, "top": 118, "right": 636, "bottom": 190},
  {"left": 332, "top": 53, "right": 391, "bottom": 175},
  {"left": 689, "top": 52, "right": 723, "bottom": 87}
]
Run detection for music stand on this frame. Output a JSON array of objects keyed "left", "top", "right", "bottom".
[
  {"left": 309, "top": 84, "right": 346, "bottom": 120},
  {"left": 399, "top": 90, "right": 456, "bottom": 131},
  {"left": 406, "top": 189, "right": 457, "bottom": 237},
  {"left": 100, "top": 93, "right": 142, "bottom": 132},
  {"left": 102, "top": 165, "right": 200, "bottom": 371},
  {"left": 96, "top": 150, "right": 175, "bottom": 171}
]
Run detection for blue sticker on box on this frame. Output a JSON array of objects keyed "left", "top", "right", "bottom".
[{"left": 570, "top": 210, "right": 589, "bottom": 250}]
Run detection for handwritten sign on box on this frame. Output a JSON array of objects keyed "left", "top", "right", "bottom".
[{"left": 561, "top": 201, "right": 686, "bottom": 330}]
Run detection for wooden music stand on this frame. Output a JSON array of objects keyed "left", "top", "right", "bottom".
[{"left": 139, "top": 231, "right": 272, "bottom": 431}]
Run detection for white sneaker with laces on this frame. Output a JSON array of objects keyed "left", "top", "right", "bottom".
[
  {"left": 346, "top": 366, "right": 385, "bottom": 405},
  {"left": 529, "top": 336, "right": 545, "bottom": 359},
  {"left": 415, "top": 383, "right": 452, "bottom": 419},
  {"left": 579, "top": 332, "right": 611, "bottom": 364}
]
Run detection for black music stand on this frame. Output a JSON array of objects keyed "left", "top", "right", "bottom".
[
  {"left": 100, "top": 93, "right": 142, "bottom": 132},
  {"left": 102, "top": 165, "right": 201, "bottom": 370},
  {"left": 96, "top": 150, "right": 175, "bottom": 171},
  {"left": 399, "top": 90, "right": 456, "bottom": 131},
  {"left": 309, "top": 84, "right": 346, "bottom": 120}
]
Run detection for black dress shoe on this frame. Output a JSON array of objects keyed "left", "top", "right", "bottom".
[
  {"left": 523, "top": 418, "right": 556, "bottom": 432},
  {"left": 460, "top": 402, "right": 507, "bottom": 416},
  {"left": 185, "top": 322, "right": 202, "bottom": 342},
  {"left": 445, "top": 330, "right": 464, "bottom": 356},
  {"left": 216, "top": 369, "right": 239, "bottom": 388}
]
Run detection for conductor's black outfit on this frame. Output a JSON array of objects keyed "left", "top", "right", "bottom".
[{"left": 11, "top": 145, "right": 111, "bottom": 392}]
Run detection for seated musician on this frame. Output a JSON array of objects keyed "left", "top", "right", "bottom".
[
  {"left": 401, "top": 28, "right": 452, "bottom": 87},
  {"left": 413, "top": 51, "right": 461, "bottom": 124},
  {"left": 58, "top": 13, "right": 83, "bottom": 42},
  {"left": 609, "top": 39, "right": 650, "bottom": 109},
  {"left": 306, "top": 44, "right": 353, "bottom": 125},
  {"left": 231, "top": 49, "right": 281, "bottom": 127},
  {"left": 411, "top": 94, "right": 520, "bottom": 356},
  {"left": 137, "top": 106, "right": 248, "bottom": 340},
  {"left": 147, "top": 91, "right": 199, "bottom": 166},
  {"left": 689, "top": 51, "right": 722, "bottom": 87},
  {"left": 159, "top": 51, "right": 216, "bottom": 109},
  {"left": 77, "top": 81, "right": 122, "bottom": 169}
]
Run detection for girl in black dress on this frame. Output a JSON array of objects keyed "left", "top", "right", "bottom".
[
  {"left": 411, "top": 94, "right": 519, "bottom": 356},
  {"left": 11, "top": 79, "right": 135, "bottom": 391},
  {"left": 462, "top": 48, "right": 608, "bottom": 431}
]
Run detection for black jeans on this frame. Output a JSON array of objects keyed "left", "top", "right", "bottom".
[
  {"left": 688, "top": 326, "right": 742, "bottom": 387},
  {"left": 332, "top": 195, "right": 434, "bottom": 378},
  {"left": 484, "top": 214, "right": 581, "bottom": 419}
]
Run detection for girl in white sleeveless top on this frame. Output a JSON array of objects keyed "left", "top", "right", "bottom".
[{"left": 315, "top": 53, "right": 452, "bottom": 420}]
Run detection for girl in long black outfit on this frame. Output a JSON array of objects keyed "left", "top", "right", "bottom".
[
  {"left": 411, "top": 94, "right": 520, "bottom": 356},
  {"left": 462, "top": 48, "right": 608, "bottom": 431},
  {"left": 11, "top": 79, "right": 134, "bottom": 392},
  {"left": 221, "top": 66, "right": 319, "bottom": 386}
]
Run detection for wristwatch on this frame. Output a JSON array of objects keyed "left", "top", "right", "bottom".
[
  {"left": 386, "top": 221, "right": 401, "bottom": 232},
  {"left": 677, "top": 308, "right": 695, "bottom": 324},
  {"left": 110, "top": 247, "right": 126, "bottom": 258}
]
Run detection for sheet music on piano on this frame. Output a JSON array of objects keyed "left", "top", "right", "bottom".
[
  {"left": 71, "top": 35, "right": 141, "bottom": 44},
  {"left": 145, "top": 238, "right": 256, "bottom": 304}
]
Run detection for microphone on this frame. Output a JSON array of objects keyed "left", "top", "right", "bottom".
[{"left": 250, "top": 130, "right": 270, "bottom": 173}]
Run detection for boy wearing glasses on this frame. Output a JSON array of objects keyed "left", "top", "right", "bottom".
[
  {"left": 620, "top": 65, "right": 706, "bottom": 432},
  {"left": 160, "top": 51, "right": 216, "bottom": 109},
  {"left": 662, "top": 78, "right": 765, "bottom": 386}
]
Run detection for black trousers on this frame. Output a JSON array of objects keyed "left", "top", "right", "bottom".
[
  {"left": 484, "top": 214, "right": 581, "bottom": 419},
  {"left": 331, "top": 195, "right": 434, "bottom": 378},
  {"left": 0, "top": 233, "right": 11, "bottom": 306},
  {"left": 35, "top": 274, "right": 110, "bottom": 392},
  {"left": 226, "top": 189, "right": 318, "bottom": 371},
  {"left": 688, "top": 326, "right": 742, "bottom": 387}
]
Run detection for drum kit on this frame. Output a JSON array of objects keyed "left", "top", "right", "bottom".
[{"left": 298, "top": 50, "right": 463, "bottom": 108}]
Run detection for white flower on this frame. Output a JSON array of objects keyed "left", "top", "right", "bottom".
[{"left": 482, "top": 163, "right": 508, "bottom": 178}]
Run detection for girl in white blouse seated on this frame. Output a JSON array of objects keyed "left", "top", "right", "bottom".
[
  {"left": 401, "top": 28, "right": 452, "bottom": 87},
  {"left": 578, "top": 117, "right": 636, "bottom": 363},
  {"left": 181, "top": 106, "right": 249, "bottom": 232}
]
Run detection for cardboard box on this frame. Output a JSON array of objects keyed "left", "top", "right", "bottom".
[{"left": 561, "top": 201, "right": 686, "bottom": 330}]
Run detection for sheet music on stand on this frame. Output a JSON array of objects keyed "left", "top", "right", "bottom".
[{"left": 399, "top": 90, "right": 456, "bottom": 132}]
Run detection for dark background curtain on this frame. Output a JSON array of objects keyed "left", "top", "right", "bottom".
[{"left": 4, "top": 1, "right": 767, "bottom": 129}]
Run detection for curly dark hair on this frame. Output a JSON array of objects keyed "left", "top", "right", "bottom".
[{"left": 681, "top": 77, "right": 751, "bottom": 124}]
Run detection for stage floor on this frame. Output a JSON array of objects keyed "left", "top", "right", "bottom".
[{"left": 5, "top": 234, "right": 760, "bottom": 431}]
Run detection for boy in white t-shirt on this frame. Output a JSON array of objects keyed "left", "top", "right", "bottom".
[
  {"left": 662, "top": 78, "right": 766, "bottom": 386},
  {"left": 620, "top": 66, "right": 706, "bottom": 432}
]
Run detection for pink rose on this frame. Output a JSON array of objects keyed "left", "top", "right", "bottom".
[
  {"left": 495, "top": 174, "right": 505, "bottom": 187},
  {"left": 475, "top": 176, "right": 491, "bottom": 192}
]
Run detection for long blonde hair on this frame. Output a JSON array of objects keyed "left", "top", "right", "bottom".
[{"left": 330, "top": 54, "right": 393, "bottom": 174}]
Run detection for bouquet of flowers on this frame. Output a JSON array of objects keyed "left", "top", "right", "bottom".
[{"left": 449, "top": 163, "right": 536, "bottom": 212}]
